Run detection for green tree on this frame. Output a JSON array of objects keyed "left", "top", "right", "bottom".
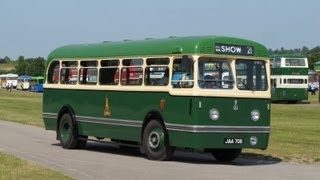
[
  {"left": 14, "top": 56, "right": 46, "bottom": 76},
  {"left": 25, "top": 57, "right": 46, "bottom": 76},
  {"left": 307, "top": 46, "right": 320, "bottom": 70},
  {"left": 4, "top": 56, "right": 11, "bottom": 62},
  {"left": 15, "top": 56, "right": 27, "bottom": 75},
  {"left": 301, "top": 46, "right": 309, "bottom": 55}
]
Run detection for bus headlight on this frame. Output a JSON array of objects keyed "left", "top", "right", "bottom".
[
  {"left": 209, "top": 108, "right": 219, "bottom": 121},
  {"left": 251, "top": 109, "right": 260, "bottom": 121},
  {"left": 250, "top": 136, "right": 258, "bottom": 146}
]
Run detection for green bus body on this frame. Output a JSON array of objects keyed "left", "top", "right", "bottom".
[
  {"left": 43, "top": 90, "right": 270, "bottom": 149},
  {"left": 43, "top": 36, "right": 271, "bottom": 161},
  {"left": 271, "top": 88, "right": 308, "bottom": 102}
]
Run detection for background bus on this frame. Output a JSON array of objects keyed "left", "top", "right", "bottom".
[
  {"left": 17, "top": 75, "right": 32, "bottom": 90},
  {"left": 270, "top": 55, "right": 308, "bottom": 103},
  {"left": 29, "top": 76, "right": 44, "bottom": 92},
  {"left": 43, "top": 36, "right": 271, "bottom": 162},
  {"left": 0, "top": 73, "right": 18, "bottom": 88}
]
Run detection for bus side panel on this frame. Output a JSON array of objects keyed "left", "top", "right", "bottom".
[
  {"left": 43, "top": 89, "right": 143, "bottom": 142},
  {"left": 272, "top": 88, "right": 308, "bottom": 101},
  {"left": 43, "top": 117, "right": 57, "bottom": 131},
  {"left": 43, "top": 89, "right": 270, "bottom": 150},
  {"left": 43, "top": 89, "right": 182, "bottom": 143},
  {"left": 77, "top": 122, "right": 141, "bottom": 142}
]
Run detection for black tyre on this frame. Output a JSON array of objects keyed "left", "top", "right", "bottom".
[
  {"left": 58, "top": 113, "right": 87, "bottom": 149},
  {"left": 142, "top": 120, "right": 173, "bottom": 160},
  {"left": 211, "top": 149, "right": 242, "bottom": 162},
  {"left": 77, "top": 135, "right": 88, "bottom": 149}
]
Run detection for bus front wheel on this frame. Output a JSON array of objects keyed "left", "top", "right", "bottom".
[
  {"left": 210, "top": 149, "right": 242, "bottom": 162},
  {"left": 58, "top": 113, "right": 87, "bottom": 149},
  {"left": 142, "top": 120, "right": 173, "bottom": 161}
]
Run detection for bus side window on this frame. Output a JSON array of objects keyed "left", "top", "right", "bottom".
[
  {"left": 100, "top": 68, "right": 119, "bottom": 85},
  {"left": 79, "top": 68, "right": 97, "bottom": 85},
  {"left": 47, "top": 61, "right": 60, "bottom": 84},
  {"left": 60, "top": 61, "right": 78, "bottom": 84},
  {"left": 121, "top": 58, "right": 143, "bottom": 85},
  {"left": 144, "top": 67, "right": 169, "bottom": 86},
  {"left": 79, "top": 61, "right": 98, "bottom": 85},
  {"left": 172, "top": 71, "right": 182, "bottom": 88},
  {"left": 100, "top": 60, "right": 119, "bottom": 85},
  {"left": 144, "top": 57, "right": 170, "bottom": 86},
  {"left": 172, "top": 56, "right": 194, "bottom": 88},
  {"left": 60, "top": 68, "right": 78, "bottom": 84}
]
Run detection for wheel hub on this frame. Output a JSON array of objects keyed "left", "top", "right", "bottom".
[
  {"left": 61, "top": 122, "right": 70, "bottom": 142},
  {"left": 148, "top": 128, "right": 164, "bottom": 150}
]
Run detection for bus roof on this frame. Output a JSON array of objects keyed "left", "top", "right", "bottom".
[
  {"left": 270, "top": 54, "right": 306, "bottom": 58},
  {"left": 47, "top": 36, "right": 269, "bottom": 62}
]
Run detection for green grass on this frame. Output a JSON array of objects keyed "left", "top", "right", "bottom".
[
  {"left": 0, "top": 152, "right": 72, "bottom": 180},
  {"left": 0, "top": 89, "right": 43, "bottom": 127},
  {"left": 0, "top": 89, "right": 320, "bottom": 164},
  {"left": 308, "top": 91, "right": 320, "bottom": 103},
  {"left": 244, "top": 92, "right": 320, "bottom": 163}
]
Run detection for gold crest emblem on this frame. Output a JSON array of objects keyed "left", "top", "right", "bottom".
[{"left": 104, "top": 97, "right": 111, "bottom": 116}]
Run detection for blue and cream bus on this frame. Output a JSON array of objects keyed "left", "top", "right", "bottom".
[{"left": 43, "top": 36, "right": 271, "bottom": 162}]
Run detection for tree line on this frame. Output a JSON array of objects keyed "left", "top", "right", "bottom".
[
  {"left": 0, "top": 56, "right": 45, "bottom": 76},
  {"left": 269, "top": 46, "right": 320, "bottom": 70}
]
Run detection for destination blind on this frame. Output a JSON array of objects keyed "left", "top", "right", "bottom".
[{"left": 214, "top": 43, "right": 254, "bottom": 56}]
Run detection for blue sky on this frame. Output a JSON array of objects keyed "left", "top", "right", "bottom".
[{"left": 0, "top": 0, "right": 319, "bottom": 59}]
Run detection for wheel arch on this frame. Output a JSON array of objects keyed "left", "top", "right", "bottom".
[
  {"left": 56, "top": 104, "right": 76, "bottom": 140},
  {"left": 141, "top": 110, "right": 168, "bottom": 152}
]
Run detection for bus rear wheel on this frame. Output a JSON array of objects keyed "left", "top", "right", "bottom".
[
  {"left": 210, "top": 149, "right": 242, "bottom": 162},
  {"left": 58, "top": 113, "right": 87, "bottom": 149},
  {"left": 142, "top": 120, "right": 173, "bottom": 161}
]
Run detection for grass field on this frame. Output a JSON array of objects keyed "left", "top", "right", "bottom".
[
  {"left": 0, "top": 88, "right": 319, "bottom": 165},
  {"left": 244, "top": 93, "right": 320, "bottom": 163},
  {"left": 0, "top": 152, "right": 72, "bottom": 180},
  {"left": 0, "top": 89, "right": 43, "bottom": 126}
]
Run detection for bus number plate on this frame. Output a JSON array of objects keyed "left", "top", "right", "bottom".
[{"left": 224, "top": 138, "right": 243, "bottom": 144}]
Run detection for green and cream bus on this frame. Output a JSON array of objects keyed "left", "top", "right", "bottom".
[
  {"left": 270, "top": 55, "right": 308, "bottom": 103},
  {"left": 43, "top": 36, "right": 271, "bottom": 162}
]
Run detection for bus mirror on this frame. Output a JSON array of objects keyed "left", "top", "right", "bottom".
[{"left": 181, "top": 55, "right": 192, "bottom": 72}]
